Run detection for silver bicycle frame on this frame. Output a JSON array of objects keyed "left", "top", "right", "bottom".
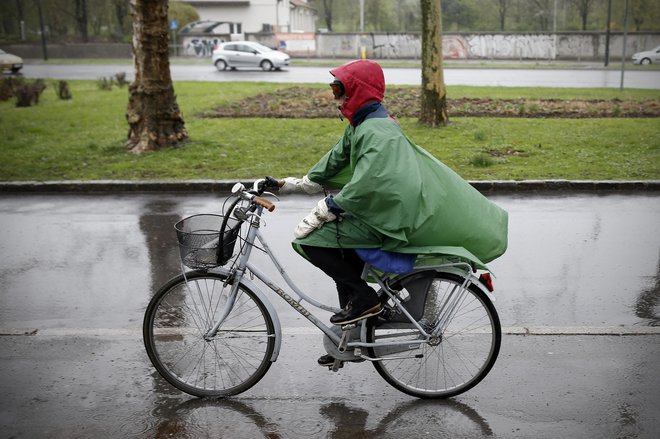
[{"left": 205, "top": 202, "right": 495, "bottom": 359}]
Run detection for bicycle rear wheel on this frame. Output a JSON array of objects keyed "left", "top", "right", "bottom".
[
  {"left": 367, "top": 272, "right": 501, "bottom": 399},
  {"left": 143, "top": 272, "right": 276, "bottom": 397}
]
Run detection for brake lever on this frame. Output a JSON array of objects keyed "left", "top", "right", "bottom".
[
  {"left": 252, "top": 179, "right": 265, "bottom": 194},
  {"left": 261, "top": 191, "right": 280, "bottom": 201},
  {"left": 251, "top": 177, "right": 280, "bottom": 196}
]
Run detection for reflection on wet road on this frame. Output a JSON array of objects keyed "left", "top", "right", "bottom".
[
  {"left": 146, "top": 397, "right": 494, "bottom": 438},
  {"left": 1, "top": 191, "right": 658, "bottom": 329}
]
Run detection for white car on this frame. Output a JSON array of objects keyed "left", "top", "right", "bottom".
[
  {"left": 631, "top": 45, "right": 660, "bottom": 65},
  {"left": 212, "top": 41, "right": 289, "bottom": 71},
  {"left": 0, "top": 49, "right": 23, "bottom": 74}
]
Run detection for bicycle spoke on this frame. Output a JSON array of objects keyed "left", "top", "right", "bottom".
[
  {"left": 145, "top": 273, "right": 275, "bottom": 397},
  {"left": 369, "top": 273, "right": 500, "bottom": 398}
]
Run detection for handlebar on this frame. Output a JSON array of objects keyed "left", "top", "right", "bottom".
[
  {"left": 254, "top": 196, "right": 275, "bottom": 212},
  {"left": 231, "top": 177, "right": 280, "bottom": 212}
]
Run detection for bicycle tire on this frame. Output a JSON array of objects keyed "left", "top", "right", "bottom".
[
  {"left": 143, "top": 271, "right": 276, "bottom": 397},
  {"left": 367, "top": 272, "right": 501, "bottom": 399}
]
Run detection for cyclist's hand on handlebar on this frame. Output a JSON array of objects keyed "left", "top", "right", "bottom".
[
  {"left": 263, "top": 176, "right": 281, "bottom": 189},
  {"left": 253, "top": 177, "right": 281, "bottom": 195},
  {"left": 279, "top": 175, "right": 323, "bottom": 195}
]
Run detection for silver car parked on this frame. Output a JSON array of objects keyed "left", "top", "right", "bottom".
[
  {"left": 631, "top": 45, "right": 660, "bottom": 65},
  {"left": 212, "top": 41, "right": 290, "bottom": 72},
  {"left": 0, "top": 49, "right": 23, "bottom": 74}
]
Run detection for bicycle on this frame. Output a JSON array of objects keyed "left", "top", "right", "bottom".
[{"left": 143, "top": 178, "right": 501, "bottom": 399}]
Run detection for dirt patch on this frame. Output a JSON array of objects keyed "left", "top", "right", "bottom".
[{"left": 203, "top": 86, "right": 660, "bottom": 119}]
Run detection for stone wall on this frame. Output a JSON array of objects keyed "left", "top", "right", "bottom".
[
  {"left": 312, "top": 32, "right": 660, "bottom": 61},
  {"left": 1, "top": 43, "right": 132, "bottom": 59},
  {"left": 3, "top": 32, "right": 659, "bottom": 61}
]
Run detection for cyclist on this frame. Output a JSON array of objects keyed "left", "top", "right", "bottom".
[{"left": 279, "top": 59, "right": 508, "bottom": 366}]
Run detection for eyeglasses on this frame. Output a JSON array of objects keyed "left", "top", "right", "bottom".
[{"left": 329, "top": 81, "right": 345, "bottom": 99}]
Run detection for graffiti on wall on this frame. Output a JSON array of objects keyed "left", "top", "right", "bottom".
[
  {"left": 466, "top": 34, "right": 556, "bottom": 59},
  {"left": 443, "top": 36, "right": 468, "bottom": 58},
  {"left": 276, "top": 32, "right": 316, "bottom": 55},
  {"left": 557, "top": 35, "right": 598, "bottom": 59},
  {"left": 358, "top": 34, "right": 557, "bottom": 59},
  {"left": 365, "top": 33, "right": 419, "bottom": 58}
]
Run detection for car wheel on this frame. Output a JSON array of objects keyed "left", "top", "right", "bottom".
[
  {"left": 641, "top": 58, "right": 652, "bottom": 65},
  {"left": 260, "top": 60, "right": 273, "bottom": 71},
  {"left": 214, "top": 59, "right": 227, "bottom": 71}
]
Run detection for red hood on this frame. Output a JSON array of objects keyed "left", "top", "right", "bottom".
[{"left": 330, "top": 60, "right": 385, "bottom": 125}]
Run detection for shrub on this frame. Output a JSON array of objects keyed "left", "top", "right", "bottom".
[
  {"left": 469, "top": 153, "right": 495, "bottom": 167},
  {"left": 97, "top": 77, "right": 114, "bottom": 90},
  {"left": 57, "top": 81, "right": 72, "bottom": 100},
  {"left": 14, "top": 80, "right": 46, "bottom": 107}
]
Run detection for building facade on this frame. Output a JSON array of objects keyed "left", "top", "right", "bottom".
[{"left": 182, "top": 0, "right": 316, "bottom": 34}]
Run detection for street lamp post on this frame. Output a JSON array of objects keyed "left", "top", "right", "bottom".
[{"left": 360, "top": 0, "right": 364, "bottom": 32}]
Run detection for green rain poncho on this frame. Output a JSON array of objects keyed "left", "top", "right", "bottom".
[{"left": 293, "top": 60, "right": 508, "bottom": 269}]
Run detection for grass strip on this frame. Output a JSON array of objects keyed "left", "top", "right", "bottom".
[{"left": 0, "top": 80, "right": 658, "bottom": 181}]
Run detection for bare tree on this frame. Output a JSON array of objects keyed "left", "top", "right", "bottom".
[
  {"left": 419, "top": 0, "right": 447, "bottom": 127},
  {"left": 113, "top": 0, "right": 130, "bottom": 41},
  {"left": 126, "top": 0, "right": 187, "bottom": 153},
  {"left": 570, "top": 0, "right": 596, "bottom": 30},
  {"left": 322, "top": 0, "right": 334, "bottom": 31},
  {"left": 531, "top": 0, "right": 553, "bottom": 31},
  {"left": 495, "top": 0, "right": 507, "bottom": 31},
  {"left": 630, "top": 0, "right": 650, "bottom": 31},
  {"left": 74, "top": 0, "right": 89, "bottom": 42}
]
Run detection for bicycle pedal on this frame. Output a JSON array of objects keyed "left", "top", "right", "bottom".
[
  {"left": 330, "top": 359, "right": 344, "bottom": 372},
  {"left": 340, "top": 323, "right": 357, "bottom": 331}
]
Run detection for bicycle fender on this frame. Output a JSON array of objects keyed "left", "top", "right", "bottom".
[
  {"left": 435, "top": 267, "right": 497, "bottom": 304},
  {"left": 210, "top": 267, "right": 282, "bottom": 362}
]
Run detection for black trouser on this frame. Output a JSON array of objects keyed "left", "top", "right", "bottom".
[{"left": 300, "top": 245, "right": 378, "bottom": 309}]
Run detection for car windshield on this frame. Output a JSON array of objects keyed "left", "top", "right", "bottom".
[{"left": 251, "top": 43, "right": 273, "bottom": 53}]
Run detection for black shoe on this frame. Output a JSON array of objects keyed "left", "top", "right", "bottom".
[
  {"left": 330, "top": 302, "right": 383, "bottom": 325},
  {"left": 318, "top": 354, "right": 337, "bottom": 367}
]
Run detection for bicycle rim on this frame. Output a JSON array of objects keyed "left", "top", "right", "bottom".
[
  {"left": 143, "top": 272, "right": 275, "bottom": 397},
  {"left": 367, "top": 273, "right": 501, "bottom": 399}
]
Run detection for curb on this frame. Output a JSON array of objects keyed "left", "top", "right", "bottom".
[{"left": 0, "top": 180, "right": 659, "bottom": 194}]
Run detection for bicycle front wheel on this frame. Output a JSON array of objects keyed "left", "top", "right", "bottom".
[
  {"left": 367, "top": 272, "right": 501, "bottom": 399},
  {"left": 143, "top": 272, "right": 276, "bottom": 397}
]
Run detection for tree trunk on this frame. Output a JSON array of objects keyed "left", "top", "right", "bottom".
[
  {"left": 75, "top": 0, "right": 89, "bottom": 43},
  {"left": 322, "top": 0, "right": 334, "bottom": 31},
  {"left": 419, "top": 0, "right": 447, "bottom": 127},
  {"left": 126, "top": 0, "right": 187, "bottom": 153},
  {"left": 498, "top": 0, "right": 507, "bottom": 31},
  {"left": 114, "top": 0, "right": 129, "bottom": 41}
]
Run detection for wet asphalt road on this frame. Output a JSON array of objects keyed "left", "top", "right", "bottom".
[
  {"left": 1, "top": 191, "right": 659, "bottom": 438},
  {"left": 20, "top": 62, "right": 660, "bottom": 89}
]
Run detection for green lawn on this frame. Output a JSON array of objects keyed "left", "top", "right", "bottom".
[{"left": 0, "top": 80, "right": 658, "bottom": 181}]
